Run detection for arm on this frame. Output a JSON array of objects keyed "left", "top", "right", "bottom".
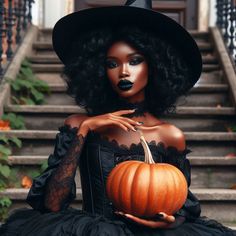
[
  {"left": 44, "top": 116, "right": 89, "bottom": 212},
  {"left": 164, "top": 127, "right": 201, "bottom": 223}
]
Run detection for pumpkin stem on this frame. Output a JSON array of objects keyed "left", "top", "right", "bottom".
[{"left": 137, "top": 129, "right": 155, "bottom": 164}]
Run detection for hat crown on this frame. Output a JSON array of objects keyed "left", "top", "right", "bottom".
[{"left": 125, "top": 0, "right": 152, "bottom": 9}]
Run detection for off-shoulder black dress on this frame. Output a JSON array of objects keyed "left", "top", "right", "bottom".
[{"left": 0, "top": 125, "right": 235, "bottom": 236}]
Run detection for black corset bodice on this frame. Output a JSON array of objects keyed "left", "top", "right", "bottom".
[
  {"left": 79, "top": 131, "right": 192, "bottom": 219},
  {"left": 26, "top": 125, "right": 200, "bottom": 222}
]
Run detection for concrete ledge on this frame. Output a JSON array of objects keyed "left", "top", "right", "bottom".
[
  {"left": 192, "top": 189, "right": 236, "bottom": 201},
  {"left": 8, "top": 155, "right": 236, "bottom": 166},
  {"left": 4, "top": 105, "right": 236, "bottom": 116},
  {"left": 0, "top": 25, "right": 38, "bottom": 116},
  {"left": 1, "top": 188, "right": 235, "bottom": 202},
  {"left": 1, "top": 130, "right": 236, "bottom": 141},
  {"left": 34, "top": 82, "right": 230, "bottom": 93},
  {"left": 210, "top": 27, "right": 236, "bottom": 106},
  {"left": 5, "top": 105, "right": 85, "bottom": 113}
]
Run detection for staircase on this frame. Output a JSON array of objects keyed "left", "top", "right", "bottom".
[{"left": 0, "top": 28, "right": 236, "bottom": 228}]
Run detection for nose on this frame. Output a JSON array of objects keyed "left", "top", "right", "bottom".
[{"left": 119, "top": 63, "right": 130, "bottom": 78}]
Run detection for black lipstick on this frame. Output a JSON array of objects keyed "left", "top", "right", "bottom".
[{"left": 117, "top": 79, "right": 134, "bottom": 91}]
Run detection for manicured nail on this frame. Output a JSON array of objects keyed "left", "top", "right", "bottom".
[
  {"left": 156, "top": 213, "right": 164, "bottom": 218},
  {"left": 137, "top": 121, "right": 144, "bottom": 125}
]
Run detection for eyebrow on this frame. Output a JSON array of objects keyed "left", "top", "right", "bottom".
[{"left": 106, "top": 52, "right": 143, "bottom": 59}]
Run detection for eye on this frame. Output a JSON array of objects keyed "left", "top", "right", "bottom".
[
  {"left": 129, "top": 56, "right": 144, "bottom": 66},
  {"left": 106, "top": 60, "right": 118, "bottom": 69}
]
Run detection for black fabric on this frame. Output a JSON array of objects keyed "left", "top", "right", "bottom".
[
  {"left": 0, "top": 125, "right": 235, "bottom": 236},
  {"left": 52, "top": 6, "right": 202, "bottom": 87}
]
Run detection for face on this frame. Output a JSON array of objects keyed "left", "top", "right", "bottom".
[{"left": 106, "top": 41, "right": 148, "bottom": 102}]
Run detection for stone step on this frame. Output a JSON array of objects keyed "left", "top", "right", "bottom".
[
  {"left": 8, "top": 155, "right": 236, "bottom": 166},
  {"left": 31, "top": 64, "right": 219, "bottom": 73},
  {"left": 14, "top": 82, "right": 229, "bottom": 106},
  {"left": 35, "top": 71, "right": 225, "bottom": 85},
  {"left": 1, "top": 188, "right": 235, "bottom": 223},
  {"left": 4, "top": 113, "right": 235, "bottom": 132},
  {"left": 4, "top": 105, "right": 236, "bottom": 131},
  {"left": 42, "top": 82, "right": 230, "bottom": 93},
  {"left": 197, "top": 71, "right": 225, "bottom": 84},
  {"left": 5, "top": 105, "right": 236, "bottom": 115},
  {"left": 188, "top": 30, "right": 210, "bottom": 40},
  {"left": 36, "top": 73, "right": 66, "bottom": 84},
  {"left": 7, "top": 155, "right": 236, "bottom": 189},
  {"left": 39, "top": 90, "right": 232, "bottom": 107},
  {"left": 2, "top": 130, "right": 236, "bottom": 141},
  {"left": 28, "top": 54, "right": 218, "bottom": 65},
  {"left": 1, "top": 130, "right": 236, "bottom": 156}
]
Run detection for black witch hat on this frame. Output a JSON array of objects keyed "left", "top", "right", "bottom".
[{"left": 52, "top": 0, "right": 202, "bottom": 86}]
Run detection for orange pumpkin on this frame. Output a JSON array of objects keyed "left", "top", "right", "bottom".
[{"left": 106, "top": 130, "right": 188, "bottom": 218}]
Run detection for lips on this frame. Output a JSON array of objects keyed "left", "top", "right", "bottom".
[{"left": 117, "top": 80, "right": 134, "bottom": 91}]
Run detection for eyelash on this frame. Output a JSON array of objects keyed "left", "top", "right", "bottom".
[{"left": 106, "top": 57, "right": 144, "bottom": 69}]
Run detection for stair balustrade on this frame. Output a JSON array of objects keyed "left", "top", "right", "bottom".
[
  {"left": 216, "top": 0, "right": 236, "bottom": 69},
  {"left": 0, "top": 0, "right": 34, "bottom": 78}
]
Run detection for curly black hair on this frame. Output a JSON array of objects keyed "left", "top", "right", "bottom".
[{"left": 63, "top": 25, "right": 193, "bottom": 117}]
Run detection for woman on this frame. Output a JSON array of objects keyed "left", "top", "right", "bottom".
[{"left": 1, "top": 0, "right": 236, "bottom": 235}]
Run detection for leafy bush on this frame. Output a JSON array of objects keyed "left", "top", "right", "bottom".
[
  {"left": 6, "top": 59, "right": 50, "bottom": 105},
  {"left": 1, "top": 113, "right": 25, "bottom": 130},
  {"left": 0, "top": 135, "right": 22, "bottom": 221}
]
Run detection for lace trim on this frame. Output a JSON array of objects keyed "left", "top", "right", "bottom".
[
  {"left": 89, "top": 130, "right": 191, "bottom": 155},
  {"left": 45, "top": 124, "right": 86, "bottom": 212},
  {"left": 88, "top": 131, "right": 191, "bottom": 169}
]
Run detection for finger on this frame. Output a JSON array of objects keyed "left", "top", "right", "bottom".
[
  {"left": 112, "top": 109, "right": 136, "bottom": 116},
  {"left": 110, "top": 117, "right": 137, "bottom": 132},
  {"left": 113, "top": 115, "right": 143, "bottom": 126},
  {"left": 124, "top": 214, "right": 170, "bottom": 229},
  {"left": 114, "top": 211, "right": 125, "bottom": 216},
  {"left": 158, "top": 212, "right": 175, "bottom": 223}
]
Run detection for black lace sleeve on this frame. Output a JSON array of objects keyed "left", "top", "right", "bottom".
[
  {"left": 26, "top": 125, "right": 86, "bottom": 213},
  {"left": 163, "top": 146, "right": 201, "bottom": 222}
]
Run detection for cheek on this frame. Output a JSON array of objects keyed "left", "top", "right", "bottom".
[
  {"left": 134, "top": 64, "right": 148, "bottom": 82},
  {"left": 106, "top": 70, "right": 116, "bottom": 83}
]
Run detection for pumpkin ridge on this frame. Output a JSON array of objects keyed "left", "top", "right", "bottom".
[
  {"left": 144, "top": 164, "right": 154, "bottom": 216},
  {"left": 117, "top": 162, "right": 136, "bottom": 212},
  {"left": 120, "top": 161, "right": 141, "bottom": 213},
  {"left": 130, "top": 162, "right": 148, "bottom": 216},
  {"left": 169, "top": 166, "right": 177, "bottom": 214},
  {"left": 109, "top": 162, "right": 132, "bottom": 208},
  {"left": 175, "top": 167, "right": 187, "bottom": 212}
]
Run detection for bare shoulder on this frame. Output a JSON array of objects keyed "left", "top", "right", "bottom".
[
  {"left": 159, "top": 123, "right": 186, "bottom": 151},
  {"left": 64, "top": 114, "right": 88, "bottom": 128}
]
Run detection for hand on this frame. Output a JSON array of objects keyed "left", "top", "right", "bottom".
[
  {"left": 115, "top": 211, "right": 175, "bottom": 229},
  {"left": 81, "top": 109, "right": 142, "bottom": 133}
]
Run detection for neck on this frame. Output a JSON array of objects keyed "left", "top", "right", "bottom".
[{"left": 118, "top": 99, "right": 148, "bottom": 117}]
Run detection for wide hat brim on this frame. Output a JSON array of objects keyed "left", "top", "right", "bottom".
[{"left": 52, "top": 6, "right": 202, "bottom": 86}]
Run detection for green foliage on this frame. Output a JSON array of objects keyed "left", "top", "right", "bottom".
[
  {"left": 0, "top": 197, "right": 12, "bottom": 221},
  {"left": 40, "top": 160, "right": 48, "bottom": 172},
  {"left": 230, "top": 125, "right": 236, "bottom": 132},
  {"left": 6, "top": 59, "right": 50, "bottom": 105},
  {"left": 1, "top": 113, "right": 26, "bottom": 130},
  {"left": 0, "top": 135, "right": 22, "bottom": 221}
]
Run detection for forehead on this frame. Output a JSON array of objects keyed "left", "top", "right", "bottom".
[{"left": 106, "top": 41, "right": 138, "bottom": 57}]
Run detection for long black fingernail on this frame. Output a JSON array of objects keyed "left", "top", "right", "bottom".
[{"left": 155, "top": 213, "right": 164, "bottom": 218}]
